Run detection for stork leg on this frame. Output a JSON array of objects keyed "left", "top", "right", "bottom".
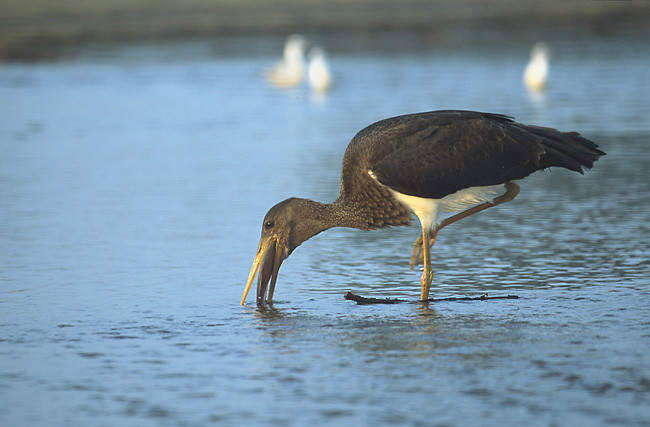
[
  {"left": 419, "top": 225, "right": 434, "bottom": 301},
  {"left": 410, "top": 182, "right": 520, "bottom": 269}
]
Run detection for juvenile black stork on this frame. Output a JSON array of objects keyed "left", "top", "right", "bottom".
[{"left": 241, "top": 110, "right": 604, "bottom": 305}]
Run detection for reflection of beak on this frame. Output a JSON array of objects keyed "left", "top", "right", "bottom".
[{"left": 241, "top": 236, "right": 286, "bottom": 305}]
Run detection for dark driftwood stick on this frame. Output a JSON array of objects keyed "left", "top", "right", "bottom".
[{"left": 344, "top": 292, "right": 518, "bottom": 305}]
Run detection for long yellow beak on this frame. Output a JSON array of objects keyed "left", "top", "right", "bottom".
[{"left": 240, "top": 236, "right": 284, "bottom": 305}]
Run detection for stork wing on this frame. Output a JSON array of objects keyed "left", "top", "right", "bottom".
[{"left": 361, "top": 110, "right": 602, "bottom": 199}]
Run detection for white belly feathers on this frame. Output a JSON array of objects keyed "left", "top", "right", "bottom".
[{"left": 368, "top": 170, "right": 505, "bottom": 231}]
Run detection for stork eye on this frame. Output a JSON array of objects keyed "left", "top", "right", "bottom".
[{"left": 265, "top": 220, "right": 275, "bottom": 229}]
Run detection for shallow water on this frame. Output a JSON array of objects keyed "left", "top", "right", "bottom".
[{"left": 1, "top": 35, "right": 649, "bottom": 426}]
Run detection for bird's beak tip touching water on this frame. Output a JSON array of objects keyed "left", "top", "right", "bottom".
[{"left": 241, "top": 236, "right": 286, "bottom": 305}]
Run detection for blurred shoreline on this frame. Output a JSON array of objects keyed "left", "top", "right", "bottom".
[{"left": 3, "top": 0, "right": 650, "bottom": 61}]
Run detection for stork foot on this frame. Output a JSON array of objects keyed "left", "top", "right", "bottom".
[{"left": 419, "top": 268, "right": 433, "bottom": 301}]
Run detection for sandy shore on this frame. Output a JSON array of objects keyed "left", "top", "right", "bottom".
[{"left": 3, "top": 0, "right": 650, "bottom": 60}]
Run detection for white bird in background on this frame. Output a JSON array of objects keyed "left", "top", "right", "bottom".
[
  {"left": 523, "top": 43, "right": 549, "bottom": 92},
  {"left": 267, "top": 34, "right": 307, "bottom": 88},
  {"left": 308, "top": 47, "right": 332, "bottom": 93}
]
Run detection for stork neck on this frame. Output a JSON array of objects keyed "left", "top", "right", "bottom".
[
  {"left": 292, "top": 197, "right": 365, "bottom": 240},
  {"left": 321, "top": 198, "right": 367, "bottom": 230}
]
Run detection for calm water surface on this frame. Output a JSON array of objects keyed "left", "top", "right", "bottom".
[{"left": 1, "top": 35, "right": 649, "bottom": 426}]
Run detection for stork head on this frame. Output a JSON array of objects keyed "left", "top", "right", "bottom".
[{"left": 240, "top": 198, "right": 328, "bottom": 305}]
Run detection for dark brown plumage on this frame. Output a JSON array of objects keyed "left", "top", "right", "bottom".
[{"left": 241, "top": 110, "right": 605, "bottom": 305}]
